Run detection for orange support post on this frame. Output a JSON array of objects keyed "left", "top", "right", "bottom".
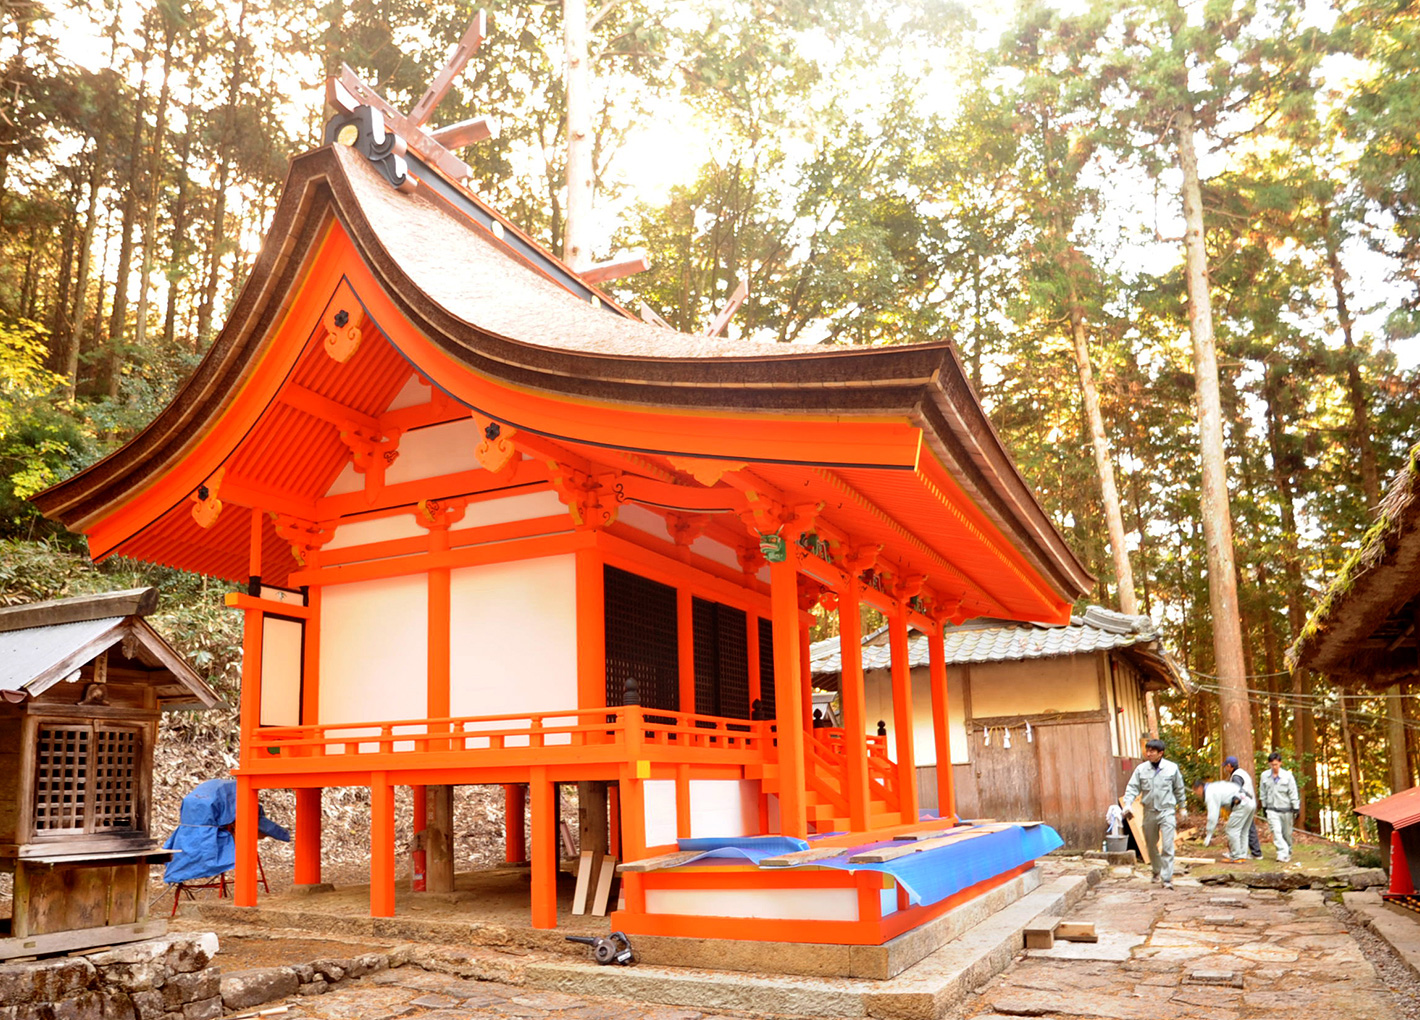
[
  {"left": 675, "top": 764, "right": 692, "bottom": 840},
  {"left": 237, "top": 607, "right": 264, "bottom": 766},
  {"left": 234, "top": 775, "right": 259, "bottom": 906},
  {"left": 927, "top": 626, "right": 956, "bottom": 821},
  {"left": 888, "top": 614, "right": 919, "bottom": 825},
  {"left": 412, "top": 785, "right": 428, "bottom": 892},
  {"left": 301, "top": 587, "right": 321, "bottom": 729},
  {"left": 370, "top": 774, "right": 396, "bottom": 917},
  {"left": 530, "top": 767, "right": 558, "bottom": 929},
  {"left": 504, "top": 784, "right": 527, "bottom": 863},
  {"left": 838, "top": 577, "right": 871, "bottom": 831},
  {"left": 428, "top": 528, "right": 451, "bottom": 726},
  {"left": 575, "top": 546, "right": 606, "bottom": 712},
  {"left": 294, "top": 787, "right": 322, "bottom": 885},
  {"left": 770, "top": 556, "right": 807, "bottom": 839}
]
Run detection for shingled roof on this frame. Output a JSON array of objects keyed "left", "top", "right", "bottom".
[
  {"left": 810, "top": 605, "right": 1191, "bottom": 692},
  {"left": 1287, "top": 443, "right": 1420, "bottom": 686}
]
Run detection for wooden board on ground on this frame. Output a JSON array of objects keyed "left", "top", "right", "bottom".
[
  {"left": 1055, "top": 921, "right": 1098, "bottom": 942},
  {"left": 759, "top": 846, "right": 849, "bottom": 868},
  {"left": 591, "top": 857, "right": 617, "bottom": 916},
  {"left": 571, "top": 851, "right": 596, "bottom": 915},
  {"left": 617, "top": 850, "right": 701, "bottom": 873},
  {"left": 1024, "top": 916, "right": 1061, "bottom": 950},
  {"left": 849, "top": 829, "right": 992, "bottom": 864},
  {"left": 1120, "top": 795, "right": 1149, "bottom": 865},
  {"left": 892, "top": 824, "right": 973, "bottom": 842}
]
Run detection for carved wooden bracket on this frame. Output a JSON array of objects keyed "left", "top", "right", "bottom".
[
  {"left": 737, "top": 544, "right": 767, "bottom": 576},
  {"left": 797, "top": 577, "right": 827, "bottom": 612},
  {"left": 414, "top": 498, "right": 468, "bottom": 530},
  {"left": 273, "top": 515, "right": 334, "bottom": 567},
  {"left": 322, "top": 280, "right": 366, "bottom": 363},
  {"left": 892, "top": 574, "right": 926, "bottom": 601},
  {"left": 547, "top": 461, "right": 618, "bottom": 531},
  {"left": 737, "top": 488, "right": 821, "bottom": 545},
  {"left": 339, "top": 425, "right": 402, "bottom": 502},
  {"left": 665, "top": 512, "right": 712, "bottom": 547},
  {"left": 667, "top": 456, "right": 747, "bottom": 487},
  {"left": 190, "top": 466, "right": 227, "bottom": 529},
  {"left": 471, "top": 413, "right": 519, "bottom": 476}
]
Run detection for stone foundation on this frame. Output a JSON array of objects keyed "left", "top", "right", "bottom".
[{"left": 0, "top": 934, "right": 220, "bottom": 1020}]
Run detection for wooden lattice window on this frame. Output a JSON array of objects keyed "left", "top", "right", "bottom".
[{"left": 33, "top": 724, "right": 142, "bottom": 837}]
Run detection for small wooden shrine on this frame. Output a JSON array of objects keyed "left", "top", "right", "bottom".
[
  {"left": 33, "top": 49, "right": 1097, "bottom": 946},
  {"left": 0, "top": 588, "right": 220, "bottom": 958}
]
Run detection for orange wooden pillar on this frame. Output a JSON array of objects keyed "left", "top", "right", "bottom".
[
  {"left": 838, "top": 576, "right": 871, "bottom": 831},
  {"left": 505, "top": 784, "right": 527, "bottom": 863},
  {"left": 888, "top": 614, "right": 919, "bottom": 825},
  {"left": 800, "top": 620, "right": 814, "bottom": 730},
  {"left": 294, "top": 788, "right": 322, "bottom": 885},
  {"left": 530, "top": 767, "right": 557, "bottom": 928},
  {"left": 927, "top": 626, "right": 956, "bottom": 821},
  {"left": 370, "top": 773, "right": 396, "bottom": 917},
  {"left": 770, "top": 556, "right": 807, "bottom": 839},
  {"left": 234, "top": 775, "right": 259, "bottom": 906}
]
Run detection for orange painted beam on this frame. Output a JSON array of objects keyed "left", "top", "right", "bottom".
[
  {"left": 370, "top": 774, "right": 396, "bottom": 917},
  {"left": 529, "top": 767, "right": 557, "bottom": 928},
  {"left": 888, "top": 614, "right": 919, "bottom": 825},
  {"left": 838, "top": 577, "right": 871, "bottom": 831},
  {"left": 290, "top": 530, "right": 590, "bottom": 587},
  {"left": 318, "top": 513, "right": 570, "bottom": 568},
  {"left": 234, "top": 775, "right": 259, "bottom": 906},
  {"left": 224, "top": 592, "right": 312, "bottom": 619},
  {"left": 294, "top": 787, "right": 322, "bottom": 884},
  {"left": 315, "top": 461, "right": 550, "bottom": 521},
  {"left": 770, "top": 557, "right": 807, "bottom": 839},
  {"left": 927, "top": 626, "right": 956, "bottom": 821}
]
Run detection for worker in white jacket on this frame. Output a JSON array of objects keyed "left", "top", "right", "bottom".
[
  {"left": 1122, "top": 738, "right": 1187, "bottom": 888},
  {"left": 1194, "top": 778, "right": 1256, "bottom": 862},
  {"left": 1259, "top": 751, "right": 1302, "bottom": 862},
  {"left": 1223, "top": 755, "right": 1263, "bottom": 859}
]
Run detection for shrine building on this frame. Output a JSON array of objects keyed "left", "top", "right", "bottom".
[{"left": 34, "top": 103, "right": 1094, "bottom": 946}]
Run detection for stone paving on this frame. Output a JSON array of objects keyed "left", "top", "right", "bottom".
[{"left": 953, "top": 877, "right": 1401, "bottom": 1020}]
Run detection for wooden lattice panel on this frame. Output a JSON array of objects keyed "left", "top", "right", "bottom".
[
  {"left": 34, "top": 726, "right": 90, "bottom": 832},
  {"left": 92, "top": 728, "right": 139, "bottom": 830}
]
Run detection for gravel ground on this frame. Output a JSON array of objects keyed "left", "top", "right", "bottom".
[{"left": 1333, "top": 899, "right": 1420, "bottom": 1020}]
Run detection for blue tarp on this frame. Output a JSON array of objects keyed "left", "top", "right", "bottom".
[
  {"left": 675, "top": 823, "right": 1063, "bottom": 908},
  {"left": 162, "top": 779, "right": 290, "bottom": 884}
]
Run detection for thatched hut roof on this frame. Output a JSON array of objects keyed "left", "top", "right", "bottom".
[{"left": 1287, "top": 444, "right": 1420, "bottom": 687}]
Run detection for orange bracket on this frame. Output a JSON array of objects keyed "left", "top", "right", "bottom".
[{"left": 273, "top": 515, "right": 335, "bottom": 567}]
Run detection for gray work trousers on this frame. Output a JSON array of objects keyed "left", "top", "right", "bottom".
[
  {"left": 1142, "top": 810, "right": 1177, "bottom": 883},
  {"left": 1225, "top": 802, "right": 1256, "bottom": 859},
  {"left": 1266, "top": 808, "right": 1295, "bottom": 862}
]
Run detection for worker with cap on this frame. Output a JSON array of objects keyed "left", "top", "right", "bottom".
[
  {"left": 1259, "top": 751, "right": 1301, "bottom": 863},
  {"left": 1223, "top": 755, "right": 1263, "bottom": 859},
  {"left": 1122, "top": 738, "right": 1187, "bottom": 889},
  {"left": 1195, "top": 776, "right": 1256, "bottom": 863}
]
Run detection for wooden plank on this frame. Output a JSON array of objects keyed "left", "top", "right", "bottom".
[
  {"left": 1024, "top": 916, "right": 1061, "bottom": 950},
  {"left": 1056, "top": 921, "right": 1098, "bottom": 942},
  {"left": 849, "top": 829, "right": 992, "bottom": 864},
  {"left": 571, "top": 851, "right": 596, "bottom": 915},
  {"left": 1121, "top": 795, "right": 1150, "bottom": 865},
  {"left": 591, "top": 856, "right": 617, "bottom": 917},
  {"left": 617, "top": 850, "right": 702, "bottom": 873},
  {"left": 0, "top": 589, "right": 156, "bottom": 633},
  {"left": 758, "top": 847, "right": 849, "bottom": 868},
  {"left": 0, "top": 919, "right": 168, "bottom": 961},
  {"left": 891, "top": 823, "right": 974, "bottom": 842},
  {"left": 110, "top": 864, "right": 138, "bottom": 925}
]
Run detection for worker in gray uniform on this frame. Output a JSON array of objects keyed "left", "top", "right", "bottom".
[
  {"left": 1122, "top": 738, "right": 1187, "bottom": 889},
  {"left": 1195, "top": 776, "right": 1257, "bottom": 862},
  {"left": 1259, "top": 751, "right": 1301, "bottom": 862},
  {"left": 1223, "top": 755, "right": 1263, "bottom": 858}
]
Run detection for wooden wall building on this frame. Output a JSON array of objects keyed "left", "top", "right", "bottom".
[{"left": 812, "top": 606, "right": 1189, "bottom": 849}]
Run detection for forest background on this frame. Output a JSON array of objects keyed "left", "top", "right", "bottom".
[{"left": 1, "top": 0, "right": 1418, "bottom": 842}]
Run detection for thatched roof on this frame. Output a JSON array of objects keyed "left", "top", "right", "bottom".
[{"left": 1287, "top": 443, "right": 1420, "bottom": 686}]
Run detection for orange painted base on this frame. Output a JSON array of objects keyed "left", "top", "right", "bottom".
[{"left": 610, "top": 862, "right": 1032, "bottom": 945}]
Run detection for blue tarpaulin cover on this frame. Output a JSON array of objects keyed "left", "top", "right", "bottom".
[
  {"left": 162, "top": 778, "right": 290, "bottom": 884},
  {"left": 675, "top": 823, "right": 1063, "bottom": 907}
]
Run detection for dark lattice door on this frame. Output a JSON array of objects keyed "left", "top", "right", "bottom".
[
  {"left": 604, "top": 565, "right": 679, "bottom": 716},
  {"left": 758, "top": 617, "right": 776, "bottom": 719},
  {"left": 34, "top": 725, "right": 89, "bottom": 833},
  {"left": 92, "top": 728, "right": 140, "bottom": 830},
  {"left": 692, "top": 598, "right": 750, "bottom": 720}
]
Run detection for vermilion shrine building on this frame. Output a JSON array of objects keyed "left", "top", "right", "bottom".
[{"left": 35, "top": 116, "right": 1094, "bottom": 945}]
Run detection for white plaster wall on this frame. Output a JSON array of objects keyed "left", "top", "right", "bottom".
[
  {"left": 863, "top": 665, "right": 967, "bottom": 767},
  {"left": 644, "top": 887, "right": 858, "bottom": 921},
  {"left": 260, "top": 616, "right": 303, "bottom": 727},
  {"left": 453, "top": 489, "right": 567, "bottom": 530},
  {"left": 640, "top": 780, "right": 764, "bottom": 847},
  {"left": 617, "top": 502, "right": 667, "bottom": 539},
  {"left": 385, "top": 420, "right": 478, "bottom": 485},
  {"left": 386, "top": 375, "right": 428, "bottom": 410},
  {"left": 644, "top": 780, "right": 677, "bottom": 848},
  {"left": 323, "top": 514, "right": 427, "bottom": 551},
  {"left": 319, "top": 574, "right": 428, "bottom": 745},
  {"left": 448, "top": 555, "right": 577, "bottom": 733},
  {"left": 968, "top": 655, "right": 1100, "bottom": 718}
]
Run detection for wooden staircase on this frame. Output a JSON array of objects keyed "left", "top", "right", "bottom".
[{"left": 749, "top": 728, "right": 902, "bottom": 833}]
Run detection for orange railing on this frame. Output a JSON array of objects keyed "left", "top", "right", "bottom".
[
  {"left": 810, "top": 728, "right": 900, "bottom": 812},
  {"left": 244, "top": 706, "right": 773, "bottom": 770}
]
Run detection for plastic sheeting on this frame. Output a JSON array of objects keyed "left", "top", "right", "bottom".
[
  {"left": 162, "top": 778, "right": 290, "bottom": 884},
  {"left": 675, "top": 823, "right": 1063, "bottom": 908}
]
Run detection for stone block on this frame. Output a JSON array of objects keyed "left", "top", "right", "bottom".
[
  {"left": 297, "top": 981, "right": 328, "bottom": 996},
  {"left": 219, "top": 969, "right": 299, "bottom": 1011},
  {"left": 88, "top": 944, "right": 169, "bottom": 969},
  {"left": 312, "top": 961, "right": 346, "bottom": 983},
  {"left": 1184, "top": 970, "right": 1244, "bottom": 988},
  {"left": 128, "top": 990, "right": 165, "bottom": 1020},
  {"left": 291, "top": 965, "right": 314, "bottom": 984},
  {"left": 386, "top": 946, "right": 416, "bottom": 968},
  {"left": 51, "top": 991, "right": 106, "bottom": 1020},
  {"left": 180, "top": 997, "right": 220, "bottom": 1020},
  {"left": 100, "top": 992, "right": 135, "bottom": 1020},
  {"left": 15, "top": 1004, "right": 47, "bottom": 1020},
  {"left": 356, "top": 954, "right": 388, "bottom": 976},
  {"left": 163, "top": 935, "right": 219, "bottom": 976},
  {"left": 96, "top": 963, "right": 163, "bottom": 995},
  {"left": 160, "top": 970, "right": 219, "bottom": 1010}
]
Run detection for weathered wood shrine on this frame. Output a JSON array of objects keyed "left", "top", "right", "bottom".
[
  {"left": 811, "top": 606, "right": 1189, "bottom": 849},
  {"left": 0, "top": 588, "right": 219, "bottom": 958},
  {"left": 34, "top": 84, "right": 1095, "bottom": 943}
]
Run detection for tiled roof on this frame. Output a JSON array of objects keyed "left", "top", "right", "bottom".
[{"left": 809, "top": 605, "right": 1190, "bottom": 691}]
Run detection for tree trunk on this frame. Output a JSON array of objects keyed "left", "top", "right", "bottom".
[
  {"left": 197, "top": 2, "right": 246, "bottom": 345},
  {"left": 134, "top": 31, "right": 173, "bottom": 353},
  {"left": 1175, "top": 104, "right": 1251, "bottom": 768},
  {"left": 1320, "top": 206, "right": 1380, "bottom": 509},
  {"left": 1338, "top": 690, "right": 1364, "bottom": 815},
  {"left": 106, "top": 41, "right": 153, "bottom": 398},
  {"left": 1388, "top": 685, "right": 1411, "bottom": 794},
  {"left": 1067, "top": 288, "right": 1137, "bottom": 615},
  {"left": 164, "top": 100, "right": 195, "bottom": 349},
  {"left": 562, "top": 0, "right": 592, "bottom": 269},
  {"left": 63, "top": 129, "right": 110, "bottom": 398},
  {"left": 49, "top": 175, "right": 81, "bottom": 351}
]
